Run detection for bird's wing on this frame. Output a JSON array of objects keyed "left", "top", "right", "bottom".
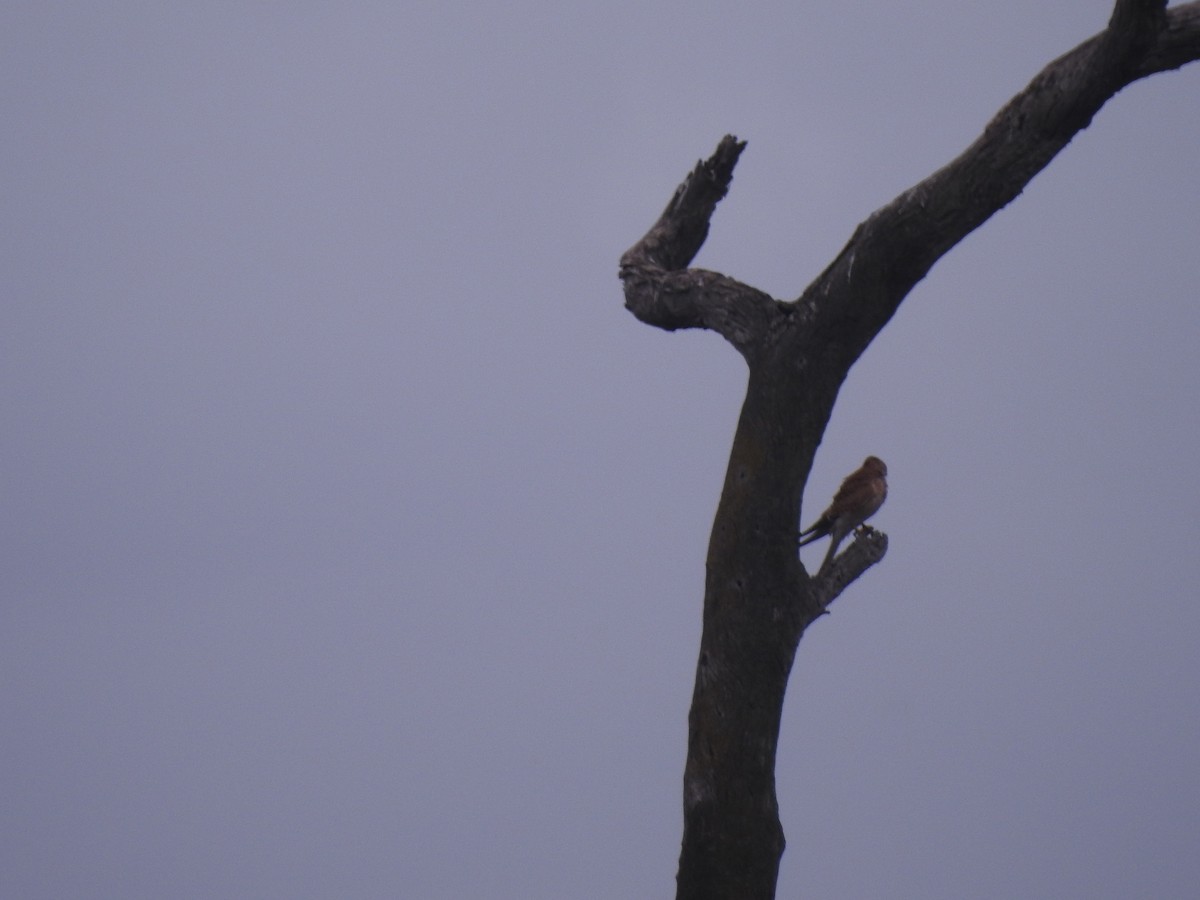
[
  {"left": 834, "top": 477, "right": 886, "bottom": 524},
  {"left": 829, "top": 470, "right": 873, "bottom": 512}
]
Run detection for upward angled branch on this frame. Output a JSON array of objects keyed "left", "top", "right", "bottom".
[
  {"left": 1108, "top": 0, "right": 1168, "bottom": 40},
  {"left": 801, "top": 0, "right": 1200, "bottom": 369},
  {"left": 623, "top": 134, "right": 746, "bottom": 272},
  {"left": 620, "top": 136, "right": 781, "bottom": 360}
]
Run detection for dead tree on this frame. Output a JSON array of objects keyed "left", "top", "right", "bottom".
[{"left": 619, "top": 3, "right": 1200, "bottom": 898}]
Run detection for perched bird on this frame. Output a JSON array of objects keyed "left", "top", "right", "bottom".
[{"left": 798, "top": 456, "right": 888, "bottom": 573}]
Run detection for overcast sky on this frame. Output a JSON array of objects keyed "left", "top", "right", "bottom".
[{"left": 3, "top": 2, "right": 1199, "bottom": 898}]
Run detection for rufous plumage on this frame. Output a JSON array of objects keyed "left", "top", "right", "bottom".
[{"left": 798, "top": 456, "right": 888, "bottom": 573}]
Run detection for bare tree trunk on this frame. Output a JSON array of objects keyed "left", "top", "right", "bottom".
[{"left": 619, "top": 3, "right": 1200, "bottom": 898}]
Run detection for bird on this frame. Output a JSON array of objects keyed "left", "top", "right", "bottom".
[{"left": 798, "top": 456, "right": 888, "bottom": 573}]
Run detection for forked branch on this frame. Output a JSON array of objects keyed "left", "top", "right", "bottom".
[
  {"left": 617, "top": 5, "right": 1200, "bottom": 898},
  {"left": 619, "top": 137, "right": 781, "bottom": 360}
]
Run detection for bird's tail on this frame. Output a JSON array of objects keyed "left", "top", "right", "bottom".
[{"left": 797, "top": 518, "right": 829, "bottom": 547}]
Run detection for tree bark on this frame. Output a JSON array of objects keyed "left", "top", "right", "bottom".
[{"left": 619, "top": 4, "right": 1200, "bottom": 898}]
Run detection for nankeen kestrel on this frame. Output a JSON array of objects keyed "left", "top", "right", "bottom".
[{"left": 798, "top": 456, "right": 888, "bottom": 573}]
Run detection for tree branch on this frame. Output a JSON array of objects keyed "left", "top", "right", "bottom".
[
  {"left": 810, "top": 528, "right": 889, "bottom": 612},
  {"left": 801, "top": 0, "right": 1200, "bottom": 368},
  {"left": 1107, "top": 0, "right": 1167, "bottom": 38},
  {"left": 619, "top": 5, "right": 1200, "bottom": 898},
  {"left": 620, "top": 137, "right": 781, "bottom": 359},
  {"left": 1135, "top": 2, "right": 1200, "bottom": 75},
  {"left": 622, "top": 134, "right": 745, "bottom": 272}
]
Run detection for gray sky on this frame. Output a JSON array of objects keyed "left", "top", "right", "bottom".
[{"left": 4, "top": 2, "right": 1199, "bottom": 898}]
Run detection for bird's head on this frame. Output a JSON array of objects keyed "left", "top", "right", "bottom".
[{"left": 863, "top": 456, "right": 887, "bottom": 477}]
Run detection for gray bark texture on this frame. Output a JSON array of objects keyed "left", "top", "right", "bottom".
[{"left": 618, "top": 3, "right": 1200, "bottom": 898}]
